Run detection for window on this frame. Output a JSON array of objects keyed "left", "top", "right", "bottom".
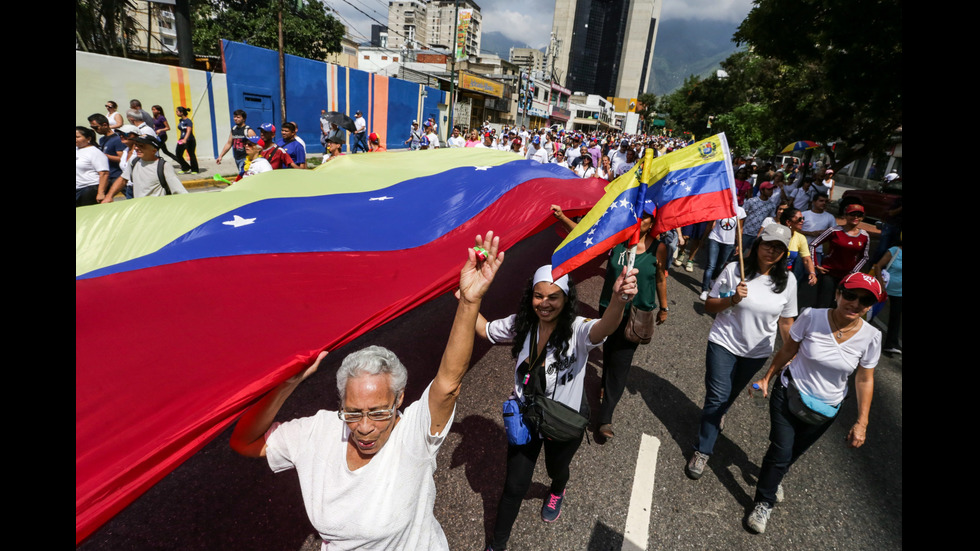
[
  {"left": 364, "top": 55, "right": 370, "bottom": 60},
  {"left": 382, "top": 56, "right": 388, "bottom": 60},
  {"left": 393, "top": 57, "right": 399, "bottom": 62}
]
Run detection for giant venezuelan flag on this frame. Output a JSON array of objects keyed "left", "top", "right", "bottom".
[{"left": 75, "top": 150, "right": 605, "bottom": 543}]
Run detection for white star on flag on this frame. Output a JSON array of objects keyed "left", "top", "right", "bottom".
[
  {"left": 618, "top": 198, "right": 631, "bottom": 208},
  {"left": 474, "top": 166, "right": 492, "bottom": 171},
  {"left": 223, "top": 214, "right": 256, "bottom": 228},
  {"left": 369, "top": 196, "right": 394, "bottom": 201},
  {"left": 584, "top": 237, "right": 593, "bottom": 246}
]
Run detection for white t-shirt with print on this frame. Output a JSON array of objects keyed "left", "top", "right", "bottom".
[
  {"left": 486, "top": 315, "right": 602, "bottom": 411},
  {"left": 708, "top": 206, "right": 747, "bottom": 245}
]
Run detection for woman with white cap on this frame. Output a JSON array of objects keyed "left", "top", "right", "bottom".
[
  {"left": 686, "top": 224, "right": 797, "bottom": 481},
  {"left": 746, "top": 272, "right": 883, "bottom": 534},
  {"left": 476, "top": 263, "right": 637, "bottom": 551}
]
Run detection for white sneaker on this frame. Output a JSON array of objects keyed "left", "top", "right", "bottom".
[
  {"left": 673, "top": 252, "right": 686, "bottom": 267},
  {"left": 699, "top": 291, "right": 709, "bottom": 301},
  {"left": 685, "top": 261, "right": 694, "bottom": 272},
  {"left": 747, "top": 502, "right": 772, "bottom": 534}
]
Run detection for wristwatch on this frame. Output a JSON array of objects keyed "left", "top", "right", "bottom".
[{"left": 659, "top": 306, "right": 669, "bottom": 312}]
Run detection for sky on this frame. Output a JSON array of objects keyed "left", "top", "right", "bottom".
[{"left": 326, "top": 0, "right": 754, "bottom": 50}]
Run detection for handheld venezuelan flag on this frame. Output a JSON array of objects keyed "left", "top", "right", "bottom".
[
  {"left": 550, "top": 158, "right": 650, "bottom": 280},
  {"left": 645, "top": 133, "right": 737, "bottom": 235}
]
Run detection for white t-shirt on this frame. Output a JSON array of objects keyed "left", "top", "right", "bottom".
[
  {"left": 708, "top": 263, "right": 798, "bottom": 358},
  {"left": 781, "top": 308, "right": 881, "bottom": 405},
  {"left": 240, "top": 157, "right": 273, "bottom": 179},
  {"left": 486, "top": 315, "right": 602, "bottom": 410},
  {"left": 121, "top": 157, "right": 188, "bottom": 197},
  {"left": 76, "top": 146, "right": 109, "bottom": 189},
  {"left": 801, "top": 210, "right": 837, "bottom": 245},
  {"left": 266, "top": 382, "right": 453, "bottom": 551},
  {"left": 426, "top": 133, "right": 440, "bottom": 148},
  {"left": 529, "top": 147, "right": 548, "bottom": 164},
  {"left": 354, "top": 116, "right": 366, "bottom": 133},
  {"left": 708, "top": 206, "right": 747, "bottom": 245},
  {"left": 447, "top": 135, "right": 465, "bottom": 148}
]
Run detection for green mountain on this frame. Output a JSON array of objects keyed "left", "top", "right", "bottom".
[{"left": 649, "top": 18, "right": 743, "bottom": 96}]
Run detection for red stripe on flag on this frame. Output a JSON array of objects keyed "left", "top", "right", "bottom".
[
  {"left": 551, "top": 223, "right": 638, "bottom": 280},
  {"left": 651, "top": 188, "right": 736, "bottom": 235}
]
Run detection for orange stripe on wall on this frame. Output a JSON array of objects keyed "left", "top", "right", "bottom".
[{"left": 373, "top": 74, "right": 388, "bottom": 147}]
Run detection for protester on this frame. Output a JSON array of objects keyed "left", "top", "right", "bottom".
[
  {"left": 323, "top": 133, "right": 345, "bottom": 163},
  {"left": 76, "top": 126, "right": 109, "bottom": 207},
  {"left": 230, "top": 232, "right": 504, "bottom": 550},
  {"left": 150, "top": 105, "right": 182, "bottom": 164},
  {"left": 106, "top": 100, "right": 124, "bottom": 129},
  {"left": 574, "top": 154, "right": 596, "bottom": 178},
  {"left": 174, "top": 106, "right": 199, "bottom": 174},
  {"left": 105, "top": 135, "right": 188, "bottom": 198},
  {"left": 368, "top": 132, "right": 386, "bottom": 152},
  {"left": 258, "top": 123, "right": 300, "bottom": 169},
  {"left": 216, "top": 109, "right": 257, "bottom": 173},
  {"left": 278, "top": 122, "right": 307, "bottom": 168},
  {"left": 447, "top": 127, "right": 465, "bottom": 148},
  {"left": 477, "top": 263, "right": 637, "bottom": 551},
  {"left": 686, "top": 225, "right": 796, "bottom": 480},
  {"left": 779, "top": 208, "right": 818, "bottom": 289},
  {"left": 810, "top": 203, "right": 870, "bottom": 308},
  {"left": 699, "top": 206, "right": 747, "bottom": 301},
  {"left": 237, "top": 135, "right": 274, "bottom": 180},
  {"left": 873, "top": 236, "right": 902, "bottom": 355},
  {"left": 747, "top": 273, "right": 882, "bottom": 534}
]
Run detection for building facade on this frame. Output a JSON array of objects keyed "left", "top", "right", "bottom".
[
  {"left": 550, "top": 0, "right": 661, "bottom": 99},
  {"left": 387, "top": 1, "right": 429, "bottom": 50},
  {"left": 427, "top": 0, "right": 482, "bottom": 56}
]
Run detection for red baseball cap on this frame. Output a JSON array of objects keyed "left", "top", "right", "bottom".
[{"left": 840, "top": 272, "right": 884, "bottom": 303}]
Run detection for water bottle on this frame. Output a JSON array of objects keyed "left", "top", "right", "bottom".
[{"left": 751, "top": 383, "right": 768, "bottom": 408}]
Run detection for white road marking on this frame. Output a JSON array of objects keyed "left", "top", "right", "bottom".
[{"left": 622, "top": 433, "right": 660, "bottom": 551}]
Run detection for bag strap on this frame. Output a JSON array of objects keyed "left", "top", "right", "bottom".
[
  {"left": 520, "top": 325, "right": 550, "bottom": 400},
  {"left": 156, "top": 159, "right": 172, "bottom": 195}
]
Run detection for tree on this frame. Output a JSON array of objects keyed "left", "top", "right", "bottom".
[
  {"left": 734, "top": 0, "right": 902, "bottom": 169},
  {"left": 193, "top": 0, "right": 345, "bottom": 60},
  {"left": 76, "top": 0, "right": 139, "bottom": 56}
]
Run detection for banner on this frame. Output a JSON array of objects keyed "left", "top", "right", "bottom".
[{"left": 455, "top": 9, "right": 473, "bottom": 60}]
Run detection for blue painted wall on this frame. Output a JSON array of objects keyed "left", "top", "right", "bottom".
[{"left": 221, "top": 40, "right": 445, "bottom": 153}]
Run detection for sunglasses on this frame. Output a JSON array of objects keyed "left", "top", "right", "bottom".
[
  {"left": 846, "top": 211, "right": 865, "bottom": 218},
  {"left": 838, "top": 288, "right": 876, "bottom": 307}
]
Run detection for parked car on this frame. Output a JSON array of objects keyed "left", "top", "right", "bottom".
[{"left": 839, "top": 181, "right": 902, "bottom": 220}]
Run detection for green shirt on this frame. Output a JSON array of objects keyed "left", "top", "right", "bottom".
[{"left": 599, "top": 241, "right": 660, "bottom": 313}]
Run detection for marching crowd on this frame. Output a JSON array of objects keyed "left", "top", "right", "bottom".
[{"left": 78, "top": 100, "right": 901, "bottom": 548}]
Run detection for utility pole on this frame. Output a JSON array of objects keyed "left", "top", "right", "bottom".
[
  {"left": 278, "top": 0, "right": 286, "bottom": 127},
  {"left": 448, "top": 0, "right": 460, "bottom": 132}
]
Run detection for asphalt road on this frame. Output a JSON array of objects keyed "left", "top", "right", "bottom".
[{"left": 78, "top": 228, "right": 902, "bottom": 551}]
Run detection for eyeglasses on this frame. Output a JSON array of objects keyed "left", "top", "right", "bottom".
[
  {"left": 338, "top": 405, "right": 397, "bottom": 423},
  {"left": 838, "top": 288, "right": 876, "bottom": 307},
  {"left": 759, "top": 241, "right": 788, "bottom": 254}
]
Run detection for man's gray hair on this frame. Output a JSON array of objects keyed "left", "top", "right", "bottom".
[
  {"left": 336, "top": 346, "right": 408, "bottom": 403},
  {"left": 126, "top": 109, "right": 142, "bottom": 122}
]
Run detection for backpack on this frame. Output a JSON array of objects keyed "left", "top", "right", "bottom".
[{"left": 130, "top": 157, "right": 171, "bottom": 195}]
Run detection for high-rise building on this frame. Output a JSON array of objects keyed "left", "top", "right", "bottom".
[
  {"left": 387, "top": 1, "right": 429, "bottom": 50},
  {"left": 427, "top": 0, "right": 482, "bottom": 56},
  {"left": 550, "top": 0, "right": 661, "bottom": 99},
  {"left": 509, "top": 47, "right": 548, "bottom": 76}
]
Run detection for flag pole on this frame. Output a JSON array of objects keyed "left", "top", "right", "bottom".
[{"left": 624, "top": 148, "right": 656, "bottom": 297}]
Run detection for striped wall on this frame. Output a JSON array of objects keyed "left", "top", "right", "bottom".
[{"left": 75, "top": 44, "right": 447, "bottom": 158}]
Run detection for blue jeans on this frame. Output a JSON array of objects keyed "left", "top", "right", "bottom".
[
  {"left": 351, "top": 131, "right": 369, "bottom": 153},
  {"left": 702, "top": 238, "right": 735, "bottom": 293},
  {"left": 754, "top": 378, "right": 835, "bottom": 506},
  {"left": 695, "top": 342, "right": 768, "bottom": 455}
]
